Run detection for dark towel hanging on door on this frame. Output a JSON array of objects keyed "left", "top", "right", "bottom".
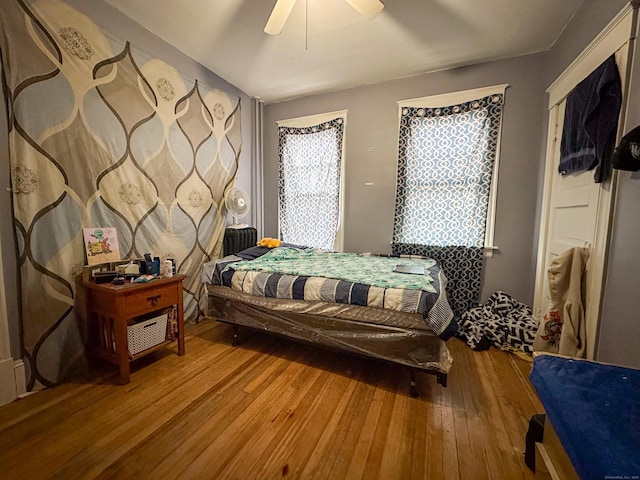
[{"left": 558, "top": 55, "right": 622, "bottom": 183}]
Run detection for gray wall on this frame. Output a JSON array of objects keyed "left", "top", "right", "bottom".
[
  {"left": 264, "top": 54, "right": 548, "bottom": 306},
  {"left": 543, "top": 0, "right": 629, "bottom": 87},
  {"left": 598, "top": 4, "right": 640, "bottom": 368},
  {"left": 5, "top": 0, "right": 637, "bottom": 367},
  {"left": 0, "top": 66, "right": 19, "bottom": 359},
  {"left": 543, "top": 0, "right": 639, "bottom": 368},
  {"left": 0, "top": 0, "right": 254, "bottom": 359}
]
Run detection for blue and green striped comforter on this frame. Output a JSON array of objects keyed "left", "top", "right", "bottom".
[{"left": 201, "top": 247, "right": 456, "bottom": 338}]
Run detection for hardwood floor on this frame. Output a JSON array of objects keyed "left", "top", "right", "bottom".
[{"left": 0, "top": 318, "right": 549, "bottom": 479}]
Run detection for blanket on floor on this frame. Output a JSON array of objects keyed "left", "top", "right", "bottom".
[{"left": 457, "top": 291, "right": 538, "bottom": 353}]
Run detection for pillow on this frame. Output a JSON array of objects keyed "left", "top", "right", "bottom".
[
  {"left": 235, "top": 245, "right": 271, "bottom": 260},
  {"left": 235, "top": 242, "right": 309, "bottom": 260}
]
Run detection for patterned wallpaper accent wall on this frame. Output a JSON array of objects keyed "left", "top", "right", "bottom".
[{"left": 0, "top": 0, "right": 242, "bottom": 389}]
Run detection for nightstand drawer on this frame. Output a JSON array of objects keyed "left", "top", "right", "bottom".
[{"left": 125, "top": 283, "right": 178, "bottom": 316}]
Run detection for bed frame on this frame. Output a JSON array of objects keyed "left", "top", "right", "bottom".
[{"left": 207, "top": 293, "right": 451, "bottom": 397}]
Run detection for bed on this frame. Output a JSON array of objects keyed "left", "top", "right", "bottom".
[
  {"left": 200, "top": 245, "right": 457, "bottom": 396},
  {"left": 529, "top": 353, "right": 640, "bottom": 479}
]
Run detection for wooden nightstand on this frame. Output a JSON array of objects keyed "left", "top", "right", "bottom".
[{"left": 84, "top": 274, "right": 186, "bottom": 384}]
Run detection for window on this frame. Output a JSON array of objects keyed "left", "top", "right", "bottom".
[
  {"left": 391, "top": 85, "right": 507, "bottom": 316},
  {"left": 277, "top": 111, "right": 346, "bottom": 251},
  {"left": 392, "top": 85, "right": 507, "bottom": 250}
]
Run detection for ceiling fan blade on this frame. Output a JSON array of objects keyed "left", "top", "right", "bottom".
[
  {"left": 344, "top": 0, "right": 384, "bottom": 19},
  {"left": 264, "top": 0, "right": 298, "bottom": 35}
]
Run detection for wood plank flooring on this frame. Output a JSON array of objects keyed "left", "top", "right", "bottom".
[{"left": 0, "top": 318, "right": 549, "bottom": 480}]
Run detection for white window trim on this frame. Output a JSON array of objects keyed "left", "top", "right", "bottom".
[
  {"left": 396, "top": 85, "right": 509, "bottom": 256},
  {"left": 397, "top": 84, "right": 509, "bottom": 111},
  {"left": 276, "top": 110, "right": 348, "bottom": 252},
  {"left": 277, "top": 110, "right": 348, "bottom": 128}
]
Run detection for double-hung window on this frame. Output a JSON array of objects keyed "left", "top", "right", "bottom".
[
  {"left": 276, "top": 111, "right": 346, "bottom": 251},
  {"left": 392, "top": 85, "right": 507, "bottom": 315},
  {"left": 393, "top": 85, "right": 507, "bottom": 251}
]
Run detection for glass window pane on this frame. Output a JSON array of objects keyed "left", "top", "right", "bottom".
[
  {"left": 278, "top": 119, "right": 344, "bottom": 251},
  {"left": 393, "top": 95, "right": 503, "bottom": 248}
]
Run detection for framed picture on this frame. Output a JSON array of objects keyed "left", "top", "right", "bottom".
[{"left": 83, "top": 227, "right": 121, "bottom": 265}]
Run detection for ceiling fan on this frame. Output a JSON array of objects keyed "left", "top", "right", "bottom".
[{"left": 264, "top": 0, "right": 384, "bottom": 35}]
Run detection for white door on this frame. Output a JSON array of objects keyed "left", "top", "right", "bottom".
[
  {"left": 534, "top": 99, "right": 600, "bottom": 327},
  {"left": 533, "top": 4, "right": 635, "bottom": 359}
]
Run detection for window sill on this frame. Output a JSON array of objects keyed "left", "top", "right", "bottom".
[{"left": 484, "top": 246, "right": 499, "bottom": 258}]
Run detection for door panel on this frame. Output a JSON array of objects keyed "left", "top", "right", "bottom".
[
  {"left": 534, "top": 40, "right": 630, "bottom": 359},
  {"left": 537, "top": 100, "right": 600, "bottom": 319}
]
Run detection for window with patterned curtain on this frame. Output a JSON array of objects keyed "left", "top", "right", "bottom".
[
  {"left": 277, "top": 114, "right": 345, "bottom": 251},
  {"left": 392, "top": 86, "right": 506, "bottom": 316}
]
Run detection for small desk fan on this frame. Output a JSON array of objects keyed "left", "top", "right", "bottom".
[{"left": 225, "top": 187, "right": 250, "bottom": 229}]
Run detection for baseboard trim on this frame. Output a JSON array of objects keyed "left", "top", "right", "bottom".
[
  {"left": 0, "top": 357, "right": 17, "bottom": 406},
  {"left": 14, "top": 359, "right": 26, "bottom": 397}
]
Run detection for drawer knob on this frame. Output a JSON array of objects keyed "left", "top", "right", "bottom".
[{"left": 147, "top": 294, "right": 161, "bottom": 306}]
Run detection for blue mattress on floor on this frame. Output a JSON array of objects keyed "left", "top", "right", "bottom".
[{"left": 530, "top": 354, "right": 640, "bottom": 480}]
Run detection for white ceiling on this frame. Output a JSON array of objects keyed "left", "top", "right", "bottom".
[{"left": 103, "top": 0, "right": 584, "bottom": 104}]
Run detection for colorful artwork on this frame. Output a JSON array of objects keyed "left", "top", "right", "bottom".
[{"left": 83, "top": 227, "right": 121, "bottom": 265}]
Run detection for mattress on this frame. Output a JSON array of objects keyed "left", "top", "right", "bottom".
[
  {"left": 530, "top": 354, "right": 640, "bottom": 479},
  {"left": 206, "top": 284, "right": 430, "bottom": 331},
  {"left": 201, "top": 248, "right": 456, "bottom": 339}
]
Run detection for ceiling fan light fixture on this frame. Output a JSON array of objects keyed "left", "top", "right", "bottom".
[
  {"left": 344, "top": 0, "right": 384, "bottom": 19},
  {"left": 264, "top": 0, "right": 383, "bottom": 36},
  {"left": 264, "top": 0, "right": 297, "bottom": 35}
]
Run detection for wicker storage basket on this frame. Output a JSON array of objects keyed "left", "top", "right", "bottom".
[{"left": 127, "top": 313, "right": 168, "bottom": 355}]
